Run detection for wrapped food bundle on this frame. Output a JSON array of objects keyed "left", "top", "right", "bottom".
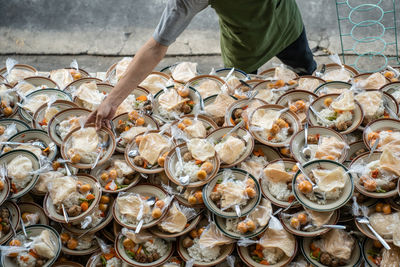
[{"left": 1, "top": 56, "right": 400, "bottom": 267}]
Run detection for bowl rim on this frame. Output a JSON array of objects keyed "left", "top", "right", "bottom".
[
  {"left": 206, "top": 125, "right": 255, "bottom": 168},
  {"left": 313, "top": 63, "right": 359, "bottom": 77},
  {"left": 362, "top": 117, "right": 400, "bottom": 150},
  {"left": 360, "top": 238, "right": 378, "bottom": 267},
  {"left": 276, "top": 89, "right": 318, "bottom": 106},
  {"left": 124, "top": 130, "right": 174, "bottom": 174},
  {"left": 43, "top": 173, "right": 102, "bottom": 223},
  {"left": 224, "top": 97, "right": 269, "bottom": 127},
  {"left": 112, "top": 183, "right": 171, "bottom": 230},
  {"left": 202, "top": 168, "right": 261, "bottom": 218},
  {"left": 258, "top": 67, "right": 299, "bottom": 79},
  {"left": 18, "top": 201, "right": 50, "bottom": 226},
  {"left": 60, "top": 123, "right": 116, "bottom": 169},
  {"left": 379, "top": 80, "right": 400, "bottom": 91},
  {"left": 0, "top": 118, "right": 30, "bottom": 131},
  {"left": 0, "top": 64, "right": 38, "bottom": 77},
  {"left": 63, "top": 77, "right": 102, "bottom": 93},
  {"left": 349, "top": 150, "right": 399, "bottom": 198},
  {"left": 313, "top": 81, "right": 352, "bottom": 95},
  {"left": 164, "top": 143, "right": 221, "bottom": 188},
  {"left": 248, "top": 104, "right": 302, "bottom": 148},
  {"left": 22, "top": 75, "right": 60, "bottom": 89},
  {"left": 307, "top": 93, "right": 364, "bottom": 135},
  {"left": 289, "top": 125, "right": 348, "bottom": 164},
  {"left": 170, "top": 113, "right": 219, "bottom": 136},
  {"left": 215, "top": 67, "right": 249, "bottom": 79},
  {"left": 47, "top": 107, "right": 91, "bottom": 146},
  {"left": 115, "top": 231, "right": 174, "bottom": 267},
  {"left": 32, "top": 99, "right": 78, "bottom": 130},
  {"left": 149, "top": 213, "right": 202, "bottom": 238},
  {"left": 352, "top": 72, "right": 391, "bottom": 87},
  {"left": 292, "top": 159, "right": 354, "bottom": 212}
]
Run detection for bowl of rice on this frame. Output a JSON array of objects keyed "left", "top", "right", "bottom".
[
  {"left": 0, "top": 83, "right": 20, "bottom": 118},
  {"left": 202, "top": 94, "right": 237, "bottom": 127},
  {"left": 293, "top": 76, "right": 326, "bottom": 92},
  {"left": 0, "top": 149, "right": 40, "bottom": 199},
  {"left": 314, "top": 81, "right": 352, "bottom": 96},
  {"left": 0, "top": 201, "right": 20, "bottom": 245},
  {"left": 380, "top": 81, "right": 400, "bottom": 103},
  {"left": 43, "top": 173, "right": 102, "bottom": 223},
  {"left": 61, "top": 124, "right": 116, "bottom": 169},
  {"left": 186, "top": 75, "right": 225, "bottom": 99},
  {"left": 164, "top": 142, "right": 220, "bottom": 188},
  {"left": 5, "top": 129, "right": 58, "bottom": 161},
  {"left": 225, "top": 98, "right": 268, "bottom": 127},
  {"left": 206, "top": 126, "right": 254, "bottom": 168},
  {"left": 276, "top": 90, "right": 318, "bottom": 124},
  {"left": 170, "top": 114, "right": 218, "bottom": 142},
  {"left": 60, "top": 230, "right": 99, "bottom": 256},
  {"left": 19, "top": 88, "right": 72, "bottom": 123},
  {"left": 293, "top": 160, "right": 353, "bottom": 211},
  {"left": 260, "top": 159, "right": 300, "bottom": 208},
  {"left": 115, "top": 230, "right": 174, "bottom": 267},
  {"left": 0, "top": 63, "right": 38, "bottom": 86},
  {"left": 203, "top": 168, "right": 261, "bottom": 218},
  {"left": 138, "top": 71, "right": 171, "bottom": 95},
  {"left": 307, "top": 93, "right": 364, "bottom": 134},
  {"left": 32, "top": 100, "right": 78, "bottom": 131},
  {"left": 63, "top": 77, "right": 102, "bottom": 95},
  {"left": 314, "top": 63, "right": 358, "bottom": 82},
  {"left": 112, "top": 184, "right": 171, "bottom": 230},
  {"left": 112, "top": 112, "right": 159, "bottom": 153},
  {"left": 249, "top": 104, "right": 301, "bottom": 148},
  {"left": 47, "top": 107, "right": 91, "bottom": 146},
  {"left": 153, "top": 85, "right": 202, "bottom": 123},
  {"left": 362, "top": 118, "right": 400, "bottom": 151}
]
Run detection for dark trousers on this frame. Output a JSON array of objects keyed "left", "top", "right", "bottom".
[{"left": 251, "top": 28, "right": 317, "bottom": 75}]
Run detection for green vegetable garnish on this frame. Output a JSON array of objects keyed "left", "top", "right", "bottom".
[
  {"left": 216, "top": 179, "right": 223, "bottom": 184},
  {"left": 100, "top": 255, "right": 107, "bottom": 266},
  {"left": 377, "top": 188, "right": 386, "bottom": 193},
  {"left": 126, "top": 250, "right": 136, "bottom": 259}
]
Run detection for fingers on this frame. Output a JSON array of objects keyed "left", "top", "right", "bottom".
[
  {"left": 95, "top": 112, "right": 103, "bottom": 131},
  {"left": 85, "top": 111, "right": 97, "bottom": 127}
]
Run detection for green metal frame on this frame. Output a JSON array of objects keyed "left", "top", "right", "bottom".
[{"left": 335, "top": 0, "right": 399, "bottom": 73}]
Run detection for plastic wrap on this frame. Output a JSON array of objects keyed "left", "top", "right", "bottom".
[
  {"left": 159, "top": 201, "right": 197, "bottom": 233},
  {"left": 198, "top": 222, "right": 235, "bottom": 249}
]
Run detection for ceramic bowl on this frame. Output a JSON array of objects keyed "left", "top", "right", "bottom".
[
  {"left": 307, "top": 93, "right": 364, "bottom": 134},
  {"left": 352, "top": 73, "right": 391, "bottom": 90},
  {"left": 315, "top": 63, "right": 359, "bottom": 82},
  {"left": 115, "top": 232, "right": 174, "bottom": 267},
  {"left": 23, "top": 76, "right": 59, "bottom": 89},
  {"left": 0, "top": 171, "right": 10, "bottom": 206},
  {"left": 153, "top": 86, "right": 202, "bottom": 123},
  {"left": 61, "top": 124, "right": 116, "bottom": 169},
  {"left": 164, "top": 143, "right": 220, "bottom": 188},
  {"left": 0, "top": 149, "right": 40, "bottom": 199},
  {"left": 300, "top": 235, "right": 362, "bottom": 267},
  {"left": 0, "top": 64, "right": 37, "bottom": 85},
  {"left": 225, "top": 98, "right": 268, "bottom": 127},
  {"left": 138, "top": 71, "right": 171, "bottom": 95},
  {"left": 203, "top": 94, "right": 237, "bottom": 126},
  {"left": 91, "top": 154, "right": 141, "bottom": 193},
  {"left": 206, "top": 126, "right": 254, "bottom": 168},
  {"left": 215, "top": 68, "right": 249, "bottom": 80},
  {"left": 362, "top": 118, "right": 400, "bottom": 150},
  {"left": 150, "top": 211, "right": 202, "bottom": 239},
  {"left": 6, "top": 128, "right": 58, "bottom": 160},
  {"left": 280, "top": 208, "right": 339, "bottom": 237},
  {"left": 2, "top": 225, "right": 61, "bottom": 267},
  {"left": 19, "top": 88, "right": 72, "bottom": 122},
  {"left": 64, "top": 77, "right": 102, "bottom": 94},
  {"left": 290, "top": 126, "right": 348, "bottom": 164},
  {"left": 202, "top": 168, "right": 261, "bottom": 218},
  {"left": 380, "top": 81, "right": 400, "bottom": 103},
  {"left": 0, "top": 118, "right": 30, "bottom": 136},
  {"left": 18, "top": 202, "right": 49, "bottom": 227},
  {"left": 260, "top": 159, "right": 300, "bottom": 208},
  {"left": 314, "top": 81, "right": 352, "bottom": 96},
  {"left": 293, "top": 160, "right": 353, "bottom": 211},
  {"left": 124, "top": 130, "right": 174, "bottom": 174},
  {"left": 237, "top": 240, "right": 298, "bottom": 267},
  {"left": 294, "top": 76, "right": 326, "bottom": 92},
  {"left": 249, "top": 104, "right": 302, "bottom": 148},
  {"left": 170, "top": 114, "right": 218, "bottom": 142},
  {"left": 186, "top": 75, "right": 225, "bottom": 99},
  {"left": 112, "top": 112, "right": 159, "bottom": 153},
  {"left": 276, "top": 90, "right": 318, "bottom": 123},
  {"left": 73, "top": 83, "right": 114, "bottom": 111},
  {"left": 345, "top": 140, "right": 367, "bottom": 166},
  {"left": 86, "top": 251, "right": 129, "bottom": 267},
  {"left": 62, "top": 196, "right": 114, "bottom": 235},
  {"left": 112, "top": 184, "right": 170, "bottom": 230},
  {"left": 0, "top": 201, "right": 20, "bottom": 245},
  {"left": 259, "top": 67, "right": 299, "bottom": 80},
  {"left": 32, "top": 100, "right": 78, "bottom": 130},
  {"left": 47, "top": 107, "right": 91, "bottom": 146},
  {"left": 350, "top": 151, "right": 398, "bottom": 198},
  {"left": 61, "top": 230, "right": 99, "bottom": 256},
  {"left": 43, "top": 174, "right": 102, "bottom": 223},
  {"left": 54, "top": 261, "right": 84, "bottom": 267},
  {"left": 361, "top": 238, "right": 379, "bottom": 267}
]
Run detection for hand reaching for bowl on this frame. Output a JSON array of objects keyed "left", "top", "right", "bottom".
[{"left": 86, "top": 98, "right": 117, "bottom": 130}]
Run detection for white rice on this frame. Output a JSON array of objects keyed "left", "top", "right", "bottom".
[
  {"left": 76, "top": 235, "right": 95, "bottom": 250},
  {"left": 258, "top": 126, "right": 289, "bottom": 143},
  {"left": 262, "top": 247, "right": 284, "bottom": 265},
  {"left": 158, "top": 105, "right": 181, "bottom": 120},
  {"left": 187, "top": 238, "right": 221, "bottom": 263},
  {"left": 225, "top": 218, "right": 241, "bottom": 234},
  {"left": 317, "top": 109, "right": 353, "bottom": 128},
  {"left": 174, "top": 160, "right": 201, "bottom": 183},
  {"left": 121, "top": 210, "right": 153, "bottom": 226},
  {"left": 16, "top": 252, "right": 37, "bottom": 267},
  {"left": 144, "top": 238, "right": 168, "bottom": 257},
  {"left": 267, "top": 181, "right": 291, "bottom": 201},
  {"left": 306, "top": 188, "right": 342, "bottom": 205}
]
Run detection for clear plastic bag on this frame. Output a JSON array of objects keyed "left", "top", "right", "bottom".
[{"left": 198, "top": 222, "right": 235, "bottom": 249}]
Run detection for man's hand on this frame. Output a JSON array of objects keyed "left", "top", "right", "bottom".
[{"left": 86, "top": 99, "right": 117, "bottom": 130}]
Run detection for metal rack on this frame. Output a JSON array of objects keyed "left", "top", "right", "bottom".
[{"left": 335, "top": 0, "right": 399, "bottom": 73}]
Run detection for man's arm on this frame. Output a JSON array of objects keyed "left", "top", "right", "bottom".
[{"left": 88, "top": 0, "right": 209, "bottom": 129}]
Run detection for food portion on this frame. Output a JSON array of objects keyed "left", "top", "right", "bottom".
[
  {"left": 309, "top": 229, "right": 355, "bottom": 266},
  {"left": 367, "top": 242, "right": 400, "bottom": 267},
  {"left": 130, "top": 132, "right": 173, "bottom": 170},
  {"left": 283, "top": 207, "right": 334, "bottom": 232},
  {"left": 157, "top": 87, "right": 195, "bottom": 120},
  {"left": 115, "top": 57, "right": 132, "bottom": 82},
  {"left": 48, "top": 176, "right": 96, "bottom": 218},
  {"left": 204, "top": 93, "right": 236, "bottom": 126},
  {"left": 322, "top": 68, "right": 351, "bottom": 82},
  {"left": 354, "top": 72, "right": 387, "bottom": 89},
  {"left": 355, "top": 91, "right": 388, "bottom": 125},
  {"left": 22, "top": 94, "right": 51, "bottom": 116},
  {"left": 255, "top": 79, "right": 296, "bottom": 104},
  {"left": 0, "top": 84, "right": 17, "bottom": 117},
  {"left": 98, "top": 157, "right": 137, "bottom": 191},
  {"left": 7, "top": 155, "right": 35, "bottom": 194},
  {"left": 304, "top": 134, "right": 347, "bottom": 161},
  {"left": 121, "top": 228, "right": 170, "bottom": 264},
  {"left": 115, "top": 93, "right": 152, "bottom": 116},
  {"left": 214, "top": 135, "right": 246, "bottom": 165},
  {"left": 56, "top": 115, "right": 87, "bottom": 140},
  {"left": 60, "top": 231, "right": 96, "bottom": 251},
  {"left": 139, "top": 73, "right": 169, "bottom": 95},
  {"left": 251, "top": 108, "right": 294, "bottom": 144},
  {"left": 73, "top": 82, "right": 106, "bottom": 111},
  {"left": 366, "top": 128, "right": 400, "bottom": 151},
  {"left": 297, "top": 77, "right": 321, "bottom": 92},
  {"left": 50, "top": 68, "right": 82, "bottom": 88},
  {"left": 94, "top": 248, "right": 122, "bottom": 267},
  {"left": 7, "top": 230, "right": 57, "bottom": 267},
  {"left": 171, "top": 62, "right": 197, "bottom": 83},
  {"left": 262, "top": 161, "right": 296, "bottom": 202},
  {"left": 194, "top": 79, "right": 222, "bottom": 98},
  {"left": 288, "top": 98, "right": 311, "bottom": 123},
  {"left": 174, "top": 117, "right": 212, "bottom": 139},
  {"left": 239, "top": 147, "right": 269, "bottom": 179},
  {"left": 314, "top": 91, "right": 356, "bottom": 132},
  {"left": 367, "top": 203, "right": 400, "bottom": 241},
  {"left": 296, "top": 166, "right": 347, "bottom": 205},
  {"left": 0, "top": 207, "right": 12, "bottom": 239},
  {"left": 6, "top": 68, "right": 36, "bottom": 86},
  {"left": 230, "top": 99, "right": 265, "bottom": 126}
]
